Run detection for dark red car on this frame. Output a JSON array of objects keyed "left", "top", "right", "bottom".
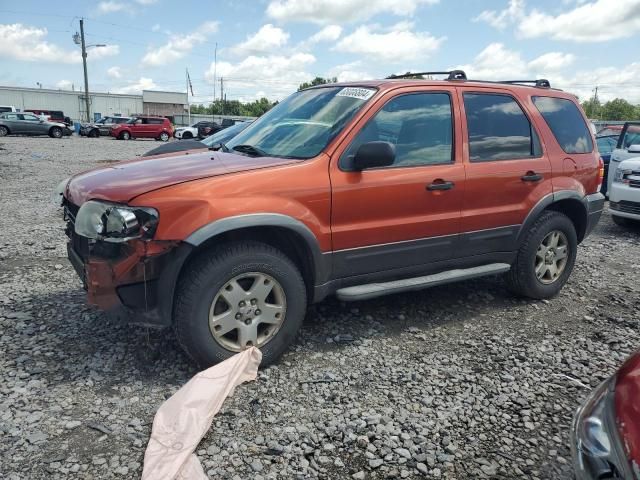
[
  {"left": 572, "top": 350, "right": 640, "bottom": 479},
  {"left": 110, "top": 115, "right": 173, "bottom": 141}
]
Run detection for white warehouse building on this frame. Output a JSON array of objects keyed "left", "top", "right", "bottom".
[{"left": 0, "top": 86, "right": 187, "bottom": 123}]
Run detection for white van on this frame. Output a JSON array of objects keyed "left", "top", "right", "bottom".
[{"left": 0, "top": 106, "right": 17, "bottom": 113}]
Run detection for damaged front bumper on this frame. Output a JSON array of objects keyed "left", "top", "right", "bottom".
[{"left": 65, "top": 213, "right": 192, "bottom": 327}]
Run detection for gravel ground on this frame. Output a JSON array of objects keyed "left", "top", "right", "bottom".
[{"left": 0, "top": 135, "right": 639, "bottom": 479}]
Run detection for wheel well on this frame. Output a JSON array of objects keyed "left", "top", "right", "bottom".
[
  {"left": 189, "top": 226, "right": 316, "bottom": 299},
  {"left": 547, "top": 199, "right": 587, "bottom": 242}
]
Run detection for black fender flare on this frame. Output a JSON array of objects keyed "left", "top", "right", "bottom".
[
  {"left": 516, "top": 190, "right": 588, "bottom": 244},
  {"left": 185, "top": 213, "right": 329, "bottom": 283}
]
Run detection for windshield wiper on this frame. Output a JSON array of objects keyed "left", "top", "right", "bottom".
[{"left": 231, "top": 144, "right": 269, "bottom": 157}]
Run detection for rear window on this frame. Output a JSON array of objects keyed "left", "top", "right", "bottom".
[{"left": 533, "top": 97, "right": 593, "bottom": 154}]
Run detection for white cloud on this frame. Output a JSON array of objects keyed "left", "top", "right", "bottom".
[
  {"left": 474, "top": 0, "right": 524, "bottom": 29},
  {"left": 528, "top": 52, "right": 576, "bottom": 72},
  {"left": 309, "top": 25, "right": 342, "bottom": 43},
  {"left": 98, "top": 1, "right": 125, "bottom": 14},
  {"left": 451, "top": 43, "right": 528, "bottom": 80},
  {"left": 113, "top": 77, "right": 157, "bottom": 94},
  {"left": 87, "top": 45, "right": 120, "bottom": 60},
  {"left": 518, "top": 0, "right": 640, "bottom": 42},
  {"left": 231, "top": 24, "right": 289, "bottom": 55},
  {"left": 56, "top": 80, "right": 73, "bottom": 90},
  {"left": 142, "top": 21, "right": 219, "bottom": 66},
  {"left": 267, "top": 0, "right": 439, "bottom": 24},
  {"left": 326, "top": 61, "right": 372, "bottom": 82},
  {"left": 0, "top": 24, "right": 118, "bottom": 64},
  {"left": 335, "top": 23, "right": 445, "bottom": 63},
  {"left": 205, "top": 53, "right": 316, "bottom": 99},
  {"left": 107, "top": 66, "right": 122, "bottom": 79}
]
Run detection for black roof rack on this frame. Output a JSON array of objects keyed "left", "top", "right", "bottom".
[
  {"left": 385, "top": 70, "right": 553, "bottom": 88},
  {"left": 500, "top": 79, "right": 551, "bottom": 88},
  {"left": 387, "top": 70, "right": 467, "bottom": 80}
]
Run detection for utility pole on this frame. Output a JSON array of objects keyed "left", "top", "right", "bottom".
[
  {"left": 80, "top": 19, "right": 90, "bottom": 123},
  {"left": 212, "top": 42, "right": 217, "bottom": 123},
  {"left": 220, "top": 77, "right": 224, "bottom": 116},
  {"left": 186, "top": 68, "right": 191, "bottom": 125}
]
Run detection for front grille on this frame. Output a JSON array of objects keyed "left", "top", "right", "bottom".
[{"left": 610, "top": 200, "right": 640, "bottom": 215}]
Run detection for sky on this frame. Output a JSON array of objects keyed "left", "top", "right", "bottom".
[{"left": 1, "top": 0, "right": 640, "bottom": 104}]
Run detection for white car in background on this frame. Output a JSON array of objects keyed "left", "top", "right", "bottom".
[
  {"left": 609, "top": 156, "right": 640, "bottom": 226},
  {"left": 174, "top": 121, "right": 219, "bottom": 139},
  {"left": 607, "top": 122, "right": 640, "bottom": 196}
]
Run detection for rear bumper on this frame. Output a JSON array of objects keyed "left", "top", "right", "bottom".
[{"left": 584, "top": 192, "right": 605, "bottom": 239}]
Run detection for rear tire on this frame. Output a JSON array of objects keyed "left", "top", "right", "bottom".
[
  {"left": 182, "top": 131, "right": 193, "bottom": 139},
  {"left": 0, "top": 126, "right": 8, "bottom": 136},
  {"left": 120, "top": 131, "right": 131, "bottom": 140},
  {"left": 50, "top": 127, "right": 63, "bottom": 138},
  {"left": 159, "top": 132, "right": 169, "bottom": 142},
  {"left": 173, "top": 241, "right": 307, "bottom": 367},
  {"left": 505, "top": 211, "right": 577, "bottom": 299}
]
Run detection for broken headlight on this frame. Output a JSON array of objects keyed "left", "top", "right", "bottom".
[
  {"left": 52, "top": 177, "right": 70, "bottom": 206},
  {"left": 75, "top": 200, "right": 158, "bottom": 242}
]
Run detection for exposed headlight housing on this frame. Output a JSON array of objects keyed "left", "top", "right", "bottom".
[
  {"left": 75, "top": 200, "right": 158, "bottom": 242},
  {"left": 571, "top": 377, "right": 635, "bottom": 479}
]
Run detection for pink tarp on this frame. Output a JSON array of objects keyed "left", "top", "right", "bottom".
[{"left": 142, "top": 347, "right": 262, "bottom": 480}]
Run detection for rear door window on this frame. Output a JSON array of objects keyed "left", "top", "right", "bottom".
[
  {"left": 463, "top": 93, "right": 541, "bottom": 162},
  {"left": 533, "top": 96, "right": 593, "bottom": 154}
]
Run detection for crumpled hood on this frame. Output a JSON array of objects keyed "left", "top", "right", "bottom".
[
  {"left": 611, "top": 148, "right": 640, "bottom": 163},
  {"left": 65, "top": 151, "right": 298, "bottom": 205}
]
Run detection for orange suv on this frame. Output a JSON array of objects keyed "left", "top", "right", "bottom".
[{"left": 56, "top": 71, "right": 604, "bottom": 366}]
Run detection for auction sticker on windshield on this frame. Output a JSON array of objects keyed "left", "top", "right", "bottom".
[{"left": 336, "top": 87, "right": 376, "bottom": 101}]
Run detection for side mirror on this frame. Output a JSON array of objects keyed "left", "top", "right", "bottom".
[
  {"left": 352, "top": 141, "right": 395, "bottom": 171},
  {"left": 628, "top": 144, "right": 640, "bottom": 153}
]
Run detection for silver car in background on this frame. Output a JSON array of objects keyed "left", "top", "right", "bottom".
[
  {"left": 80, "top": 116, "right": 131, "bottom": 137},
  {"left": 0, "top": 112, "right": 72, "bottom": 138}
]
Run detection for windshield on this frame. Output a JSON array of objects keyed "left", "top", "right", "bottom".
[
  {"left": 226, "top": 86, "right": 377, "bottom": 159},
  {"left": 127, "top": 117, "right": 138, "bottom": 124},
  {"left": 202, "top": 121, "right": 251, "bottom": 147}
]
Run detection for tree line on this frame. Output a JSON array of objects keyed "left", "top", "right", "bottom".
[
  {"left": 581, "top": 98, "right": 640, "bottom": 121},
  {"left": 190, "top": 98, "right": 277, "bottom": 117}
]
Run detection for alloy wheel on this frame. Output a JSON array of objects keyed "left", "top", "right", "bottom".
[
  {"left": 535, "top": 230, "right": 569, "bottom": 284},
  {"left": 209, "top": 272, "right": 287, "bottom": 351}
]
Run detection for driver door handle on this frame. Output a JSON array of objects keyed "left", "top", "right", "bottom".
[
  {"left": 521, "top": 171, "right": 543, "bottom": 182},
  {"left": 427, "top": 180, "right": 455, "bottom": 191}
]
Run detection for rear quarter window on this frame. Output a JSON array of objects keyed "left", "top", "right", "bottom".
[{"left": 533, "top": 96, "right": 593, "bottom": 154}]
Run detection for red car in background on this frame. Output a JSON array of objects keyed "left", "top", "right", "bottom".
[
  {"left": 110, "top": 115, "right": 173, "bottom": 141},
  {"left": 572, "top": 350, "right": 640, "bottom": 479}
]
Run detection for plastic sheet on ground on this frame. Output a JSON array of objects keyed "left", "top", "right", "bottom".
[{"left": 142, "top": 347, "right": 262, "bottom": 480}]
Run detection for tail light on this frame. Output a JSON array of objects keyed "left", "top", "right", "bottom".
[{"left": 596, "top": 157, "right": 604, "bottom": 192}]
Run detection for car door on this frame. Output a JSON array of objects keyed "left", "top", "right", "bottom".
[
  {"left": 3, "top": 113, "right": 22, "bottom": 133},
  {"left": 330, "top": 87, "right": 465, "bottom": 278},
  {"left": 457, "top": 88, "right": 553, "bottom": 256},
  {"left": 21, "top": 113, "right": 46, "bottom": 134}
]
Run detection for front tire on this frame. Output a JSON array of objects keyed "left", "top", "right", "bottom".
[
  {"left": 174, "top": 242, "right": 307, "bottom": 367},
  {"left": 505, "top": 211, "right": 577, "bottom": 299},
  {"left": 88, "top": 129, "right": 99, "bottom": 138},
  {"left": 182, "top": 131, "right": 193, "bottom": 139},
  {"left": 0, "top": 126, "right": 8, "bottom": 137},
  {"left": 50, "top": 127, "right": 63, "bottom": 138},
  {"left": 119, "top": 131, "right": 131, "bottom": 140},
  {"left": 159, "top": 132, "right": 170, "bottom": 142}
]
